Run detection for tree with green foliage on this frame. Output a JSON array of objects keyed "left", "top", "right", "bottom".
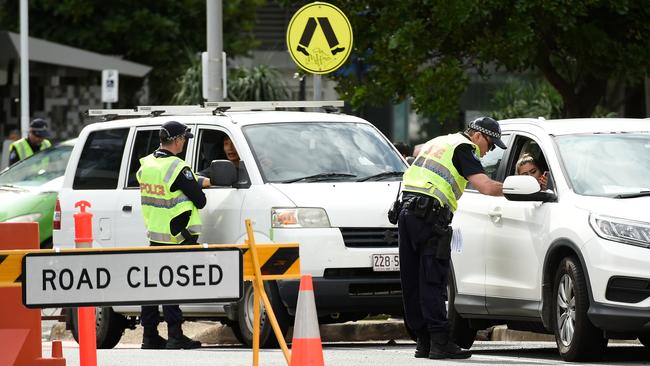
[
  {"left": 171, "top": 53, "right": 290, "bottom": 104},
  {"left": 332, "top": 0, "right": 650, "bottom": 121},
  {"left": 227, "top": 65, "right": 290, "bottom": 101},
  {"left": 0, "top": 0, "right": 265, "bottom": 103},
  {"left": 490, "top": 78, "right": 563, "bottom": 120}
]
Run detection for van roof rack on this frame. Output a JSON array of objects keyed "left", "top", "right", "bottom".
[
  {"left": 86, "top": 100, "right": 344, "bottom": 120},
  {"left": 203, "top": 100, "right": 344, "bottom": 111}
]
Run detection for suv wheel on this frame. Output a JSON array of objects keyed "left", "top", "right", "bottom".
[
  {"left": 553, "top": 257, "right": 607, "bottom": 361},
  {"left": 236, "top": 281, "right": 291, "bottom": 348},
  {"left": 70, "top": 307, "right": 126, "bottom": 349},
  {"left": 448, "top": 275, "right": 477, "bottom": 349}
]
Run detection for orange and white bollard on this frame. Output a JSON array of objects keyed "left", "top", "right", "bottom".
[{"left": 74, "top": 201, "right": 97, "bottom": 366}]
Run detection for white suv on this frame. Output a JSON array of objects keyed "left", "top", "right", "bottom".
[
  {"left": 53, "top": 102, "right": 406, "bottom": 348},
  {"left": 449, "top": 118, "right": 650, "bottom": 361}
]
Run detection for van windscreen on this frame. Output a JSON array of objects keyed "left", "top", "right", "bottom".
[{"left": 243, "top": 122, "right": 406, "bottom": 183}]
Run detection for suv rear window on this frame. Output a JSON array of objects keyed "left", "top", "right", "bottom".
[{"left": 73, "top": 129, "right": 128, "bottom": 190}]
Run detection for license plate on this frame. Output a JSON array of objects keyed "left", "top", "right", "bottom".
[{"left": 372, "top": 254, "right": 400, "bottom": 272}]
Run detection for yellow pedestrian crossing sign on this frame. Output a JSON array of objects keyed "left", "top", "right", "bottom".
[{"left": 286, "top": 2, "right": 353, "bottom": 74}]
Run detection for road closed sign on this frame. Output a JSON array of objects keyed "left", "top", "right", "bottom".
[
  {"left": 22, "top": 248, "right": 242, "bottom": 308},
  {"left": 286, "top": 2, "right": 353, "bottom": 74}
]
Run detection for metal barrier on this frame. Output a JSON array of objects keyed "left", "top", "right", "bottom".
[{"left": 0, "top": 219, "right": 300, "bottom": 365}]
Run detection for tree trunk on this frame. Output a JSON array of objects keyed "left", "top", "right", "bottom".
[
  {"left": 536, "top": 52, "right": 609, "bottom": 118},
  {"left": 560, "top": 77, "right": 608, "bottom": 118}
]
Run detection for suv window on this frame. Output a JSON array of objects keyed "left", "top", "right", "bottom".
[
  {"left": 481, "top": 134, "right": 512, "bottom": 181},
  {"left": 465, "top": 134, "right": 511, "bottom": 191},
  {"left": 73, "top": 129, "right": 128, "bottom": 190}
]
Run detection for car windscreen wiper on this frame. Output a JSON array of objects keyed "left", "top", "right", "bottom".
[
  {"left": 613, "top": 191, "right": 650, "bottom": 199},
  {"left": 281, "top": 173, "right": 357, "bottom": 183},
  {"left": 0, "top": 184, "right": 27, "bottom": 191},
  {"left": 356, "top": 171, "right": 404, "bottom": 182}
]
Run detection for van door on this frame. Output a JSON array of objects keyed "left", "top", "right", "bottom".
[
  {"left": 67, "top": 128, "right": 131, "bottom": 248},
  {"left": 193, "top": 126, "right": 247, "bottom": 244},
  {"left": 113, "top": 124, "right": 195, "bottom": 246}
]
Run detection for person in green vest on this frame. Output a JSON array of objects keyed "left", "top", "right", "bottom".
[
  {"left": 397, "top": 117, "right": 506, "bottom": 360},
  {"left": 136, "top": 120, "right": 211, "bottom": 350},
  {"left": 8, "top": 118, "right": 52, "bottom": 166}
]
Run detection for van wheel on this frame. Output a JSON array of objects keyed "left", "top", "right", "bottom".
[
  {"left": 448, "top": 276, "right": 476, "bottom": 349},
  {"left": 70, "top": 307, "right": 126, "bottom": 349},
  {"left": 639, "top": 335, "right": 650, "bottom": 348},
  {"left": 553, "top": 257, "right": 607, "bottom": 361},
  {"left": 237, "top": 281, "right": 291, "bottom": 348}
]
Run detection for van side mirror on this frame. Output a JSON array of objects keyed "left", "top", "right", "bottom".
[
  {"left": 208, "top": 160, "right": 238, "bottom": 186},
  {"left": 234, "top": 161, "right": 251, "bottom": 189},
  {"left": 503, "top": 175, "right": 557, "bottom": 202}
]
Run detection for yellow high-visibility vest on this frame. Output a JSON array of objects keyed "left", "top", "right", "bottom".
[
  {"left": 9, "top": 138, "right": 51, "bottom": 162},
  {"left": 136, "top": 154, "right": 202, "bottom": 244},
  {"left": 403, "top": 133, "right": 480, "bottom": 212}
]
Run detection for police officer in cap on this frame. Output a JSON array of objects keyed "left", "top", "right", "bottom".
[
  {"left": 398, "top": 117, "right": 506, "bottom": 359},
  {"left": 136, "top": 121, "right": 211, "bottom": 349},
  {"left": 8, "top": 118, "right": 52, "bottom": 166}
]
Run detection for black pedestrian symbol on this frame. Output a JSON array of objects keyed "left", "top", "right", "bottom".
[{"left": 297, "top": 17, "right": 345, "bottom": 57}]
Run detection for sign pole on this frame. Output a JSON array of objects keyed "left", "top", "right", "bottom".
[
  {"left": 19, "top": 0, "right": 29, "bottom": 138},
  {"left": 313, "top": 74, "right": 322, "bottom": 101}
]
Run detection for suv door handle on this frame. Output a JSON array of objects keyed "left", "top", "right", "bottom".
[
  {"left": 122, "top": 205, "right": 132, "bottom": 213},
  {"left": 488, "top": 208, "right": 502, "bottom": 224}
]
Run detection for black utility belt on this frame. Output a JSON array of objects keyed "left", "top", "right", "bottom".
[
  {"left": 402, "top": 192, "right": 452, "bottom": 223},
  {"left": 402, "top": 192, "right": 441, "bottom": 211}
]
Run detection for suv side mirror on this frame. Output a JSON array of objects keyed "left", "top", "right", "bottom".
[
  {"left": 503, "top": 175, "right": 557, "bottom": 202},
  {"left": 208, "top": 160, "right": 238, "bottom": 186}
]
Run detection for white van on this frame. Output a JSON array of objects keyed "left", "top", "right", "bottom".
[{"left": 53, "top": 102, "right": 406, "bottom": 348}]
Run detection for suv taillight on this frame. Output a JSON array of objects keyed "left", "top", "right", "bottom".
[{"left": 53, "top": 198, "right": 61, "bottom": 230}]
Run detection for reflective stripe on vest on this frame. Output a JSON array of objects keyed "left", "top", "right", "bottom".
[
  {"left": 137, "top": 154, "right": 202, "bottom": 244},
  {"left": 402, "top": 133, "right": 480, "bottom": 212},
  {"left": 147, "top": 225, "right": 202, "bottom": 243},
  {"left": 10, "top": 138, "right": 51, "bottom": 161}
]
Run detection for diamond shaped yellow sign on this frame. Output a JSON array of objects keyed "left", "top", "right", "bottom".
[{"left": 286, "top": 2, "right": 353, "bottom": 74}]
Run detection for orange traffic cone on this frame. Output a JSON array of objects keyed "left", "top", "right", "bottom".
[{"left": 290, "top": 274, "right": 324, "bottom": 366}]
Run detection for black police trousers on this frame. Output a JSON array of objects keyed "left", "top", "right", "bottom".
[
  {"left": 141, "top": 237, "right": 199, "bottom": 336},
  {"left": 398, "top": 205, "right": 450, "bottom": 334}
]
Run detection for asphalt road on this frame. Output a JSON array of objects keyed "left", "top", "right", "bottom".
[{"left": 43, "top": 340, "right": 649, "bottom": 366}]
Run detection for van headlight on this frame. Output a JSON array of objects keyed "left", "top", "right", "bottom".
[
  {"left": 589, "top": 213, "right": 650, "bottom": 248},
  {"left": 272, "top": 208, "right": 330, "bottom": 228}
]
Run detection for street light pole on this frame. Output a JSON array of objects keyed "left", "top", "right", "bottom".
[
  {"left": 20, "top": 0, "right": 29, "bottom": 137},
  {"left": 206, "top": 0, "right": 223, "bottom": 102}
]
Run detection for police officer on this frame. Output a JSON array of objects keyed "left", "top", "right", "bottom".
[
  {"left": 398, "top": 117, "right": 506, "bottom": 359},
  {"left": 136, "top": 121, "right": 211, "bottom": 350},
  {"left": 8, "top": 118, "right": 52, "bottom": 166}
]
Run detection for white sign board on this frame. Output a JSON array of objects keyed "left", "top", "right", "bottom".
[
  {"left": 101, "top": 69, "right": 119, "bottom": 103},
  {"left": 22, "top": 248, "right": 242, "bottom": 308}
]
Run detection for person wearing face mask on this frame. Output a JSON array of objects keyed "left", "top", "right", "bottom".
[{"left": 395, "top": 117, "right": 506, "bottom": 360}]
